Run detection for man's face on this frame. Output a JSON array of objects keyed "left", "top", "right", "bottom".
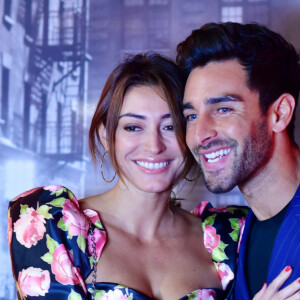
[{"left": 183, "top": 59, "right": 272, "bottom": 193}]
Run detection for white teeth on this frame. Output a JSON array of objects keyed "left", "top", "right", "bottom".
[
  {"left": 204, "top": 148, "right": 231, "bottom": 163},
  {"left": 136, "top": 161, "right": 169, "bottom": 169},
  {"left": 207, "top": 157, "right": 222, "bottom": 163}
]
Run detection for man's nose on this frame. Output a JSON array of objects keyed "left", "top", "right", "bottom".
[{"left": 190, "top": 115, "right": 218, "bottom": 146}]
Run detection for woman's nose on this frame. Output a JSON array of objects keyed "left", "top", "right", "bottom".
[{"left": 143, "top": 129, "right": 166, "bottom": 154}]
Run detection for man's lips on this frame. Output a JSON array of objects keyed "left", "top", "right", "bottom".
[{"left": 202, "top": 147, "right": 232, "bottom": 163}]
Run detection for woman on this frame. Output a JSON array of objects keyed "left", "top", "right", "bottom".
[{"left": 8, "top": 53, "right": 298, "bottom": 300}]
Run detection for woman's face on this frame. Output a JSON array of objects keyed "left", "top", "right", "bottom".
[{"left": 114, "top": 85, "right": 185, "bottom": 193}]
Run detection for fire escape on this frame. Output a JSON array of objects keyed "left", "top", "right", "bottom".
[{"left": 27, "top": 0, "right": 89, "bottom": 161}]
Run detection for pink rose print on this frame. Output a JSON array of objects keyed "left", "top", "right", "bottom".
[
  {"left": 193, "top": 289, "right": 217, "bottom": 300},
  {"left": 84, "top": 209, "right": 100, "bottom": 225},
  {"left": 237, "top": 217, "right": 247, "bottom": 253},
  {"left": 88, "top": 228, "right": 106, "bottom": 258},
  {"left": 11, "top": 187, "right": 41, "bottom": 202},
  {"left": 209, "top": 207, "right": 228, "bottom": 213},
  {"left": 18, "top": 267, "right": 50, "bottom": 297},
  {"left": 191, "top": 201, "right": 208, "bottom": 216},
  {"left": 51, "top": 244, "right": 81, "bottom": 285},
  {"left": 44, "top": 185, "right": 64, "bottom": 192},
  {"left": 62, "top": 199, "right": 89, "bottom": 238},
  {"left": 203, "top": 225, "right": 220, "bottom": 253},
  {"left": 7, "top": 217, "right": 12, "bottom": 247},
  {"left": 14, "top": 207, "right": 46, "bottom": 248},
  {"left": 215, "top": 262, "right": 234, "bottom": 290},
  {"left": 100, "top": 289, "right": 129, "bottom": 300}
]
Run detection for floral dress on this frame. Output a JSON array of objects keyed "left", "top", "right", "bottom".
[{"left": 8, "top": 186, "right": 248, "bottom": 300}]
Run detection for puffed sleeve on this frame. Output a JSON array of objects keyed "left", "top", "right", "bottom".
[
  {"left": 192, "top": 201, "right": 249, "bottom": 300},
  {"left": 8, "top": 185, "right": 96, "bottom": 300}
]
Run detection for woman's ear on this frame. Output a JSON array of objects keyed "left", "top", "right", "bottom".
[
  {"left": 270, "top": 93, "right": 295, "bottom": 133},
  {"left": 99, "top": 123, "right": 109, "bottom": 151}
]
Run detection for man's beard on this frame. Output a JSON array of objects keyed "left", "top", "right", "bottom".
[{"left": 193, "top": 120, "right": 272, "bottom": 193}]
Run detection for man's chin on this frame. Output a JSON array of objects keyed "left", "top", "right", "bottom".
[{"left": 204, "top": 179, "right": 236, "bottom": 194}]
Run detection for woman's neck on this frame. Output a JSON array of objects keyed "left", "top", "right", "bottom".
[{"left": 94, "top": 180, "right": 177, "bottom": 241}]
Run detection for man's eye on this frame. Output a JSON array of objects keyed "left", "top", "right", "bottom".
[
  {"left": 185, "top": 114, "right": 197, "bottom": 121},
  {"left": 218, "top": 107, "right": 232, "bottom": 113},
  {"left": 124, "top": 125, "right": 141, "bottom": 132}
]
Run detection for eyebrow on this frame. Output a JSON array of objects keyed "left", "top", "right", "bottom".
[
  {"left": 119, "top": 113, "right": 171, "bottom": 120},
  {"left": 183, "top": 103, "right": 194, "bottom": 111},
  {"left": 183, "top": 95, "right": 242, "bottom": 110},
  {"left": 206, "top": 95, "right": 243, "bottom": 105}
]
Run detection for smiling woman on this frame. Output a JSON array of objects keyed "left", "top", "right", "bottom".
[
  {"left": 8, "top": 52, "right": 248, "bottom": 300},
  {"left": 89, "top": 53, "right": 194, "bottom": 186}
]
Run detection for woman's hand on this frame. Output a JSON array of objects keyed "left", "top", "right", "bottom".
[{"left": 253, "top": 266, "right": 300, "bottom": 300}]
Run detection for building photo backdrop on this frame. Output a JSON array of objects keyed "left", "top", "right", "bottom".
[{"left": 1, "top": 0, "right": 300, "bottom": 299}]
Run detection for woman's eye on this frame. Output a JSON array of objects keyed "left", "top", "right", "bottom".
[
  {"left": 124, "top": 125, "right": 141, "bottom": 132},
  {"left": 185, "top": 114, "right": 197, "bottom": 121},
  {"left": 163, "top": 125, "right": 174, "bottom": 131}
]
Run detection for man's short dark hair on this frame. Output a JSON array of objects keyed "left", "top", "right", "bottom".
[{"left": 176, "top": 22, "right": 300, "bottom": 142}]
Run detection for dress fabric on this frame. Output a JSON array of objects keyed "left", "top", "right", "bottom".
[{"left": 8, "top": 186, "right": 248, "bottom": 300}]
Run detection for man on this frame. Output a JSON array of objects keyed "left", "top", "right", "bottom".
[{"left": 177, "top": 22, "right": 300, "bottom": 299}]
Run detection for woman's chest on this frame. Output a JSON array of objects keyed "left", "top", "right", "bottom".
[{"left": 87, "top": 232, "right": 222, "bottom": 299}]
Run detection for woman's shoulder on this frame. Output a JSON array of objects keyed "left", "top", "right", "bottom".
[
  {"left": 9, "top": 186, "right": 85, "bottom": 225},
  {"left": 10, "top": 185, "right": 76, "bottom": 207},
  {"left": 9, "top": 185, "right": 105, "bottom": 232}
]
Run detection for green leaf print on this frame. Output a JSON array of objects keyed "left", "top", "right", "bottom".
[
  {"left": 20, "top": 204, "right": 29, "bottom": 215},
  {"left": 68, "top": 289, "right": 82, "bottom": 300},
  {"left": 227, "top": 207, "right": 239, "bottom": 214},
  {"left": 48, "top": 197, "right": 66, "bottom": 207},
  {"left": 94, "top": 220, "right": 104, "bottom": 230},
  {"left": 87, "top": 289, "right": 105, "bottom": 300},
  {"left": 212, "top": 242, "right": 229, "bottom": 262},
  {"left": 37, "top": 205, "right": 53, "bottom": 219},
  {"left": 229, "top": 218, "right": 241, "bottom": 241},
  {"left": 115, "top": 285, "right": 125, "bottom": 289},
  {"left": 204, "top": 214, "right": 216, "bottom": 226},
  {"left": 51, "top": 187, "right": 67, "bottom": 197},
  {"left": 68, "top": 189, "right": 75, "bottom": 201},
  {"left": 58, "top": 218, "right": 69, "bottom": 231},
  {"left": 41, "top": 252, "right": 53, "bottom": 264},
  {"left": 187, "top": 290, "right": 199, "bottom": 300},
  {"left": 229, "top": 230, "right": 239, "bottom": 242},
  {"left": 77, "top": 234, "right": 86, "bottom": 252},
  {"left": 229, "top": 218, "right": 239, "bottom": 230},
  {"left": 46, "top": 234, "right": 59, "bottom": 254}
]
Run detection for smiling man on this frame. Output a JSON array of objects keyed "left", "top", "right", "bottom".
[{"left": 177, "top": 22, "right": 300, "bottom": 299}]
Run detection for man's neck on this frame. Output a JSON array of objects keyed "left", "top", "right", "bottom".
[{"left": 239, "top": 137, "right": 300, "bottom": 221}]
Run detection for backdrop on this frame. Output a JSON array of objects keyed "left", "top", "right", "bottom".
[{"left": 1, "top": 1, "right": 300, "bottom": 299}]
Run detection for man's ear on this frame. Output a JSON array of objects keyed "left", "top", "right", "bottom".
[
  {"left": 270, "top": 93, "right": 295, "bottom": 133},
  {"left": 99, "top": 123, "right": 109, "bottom": 151}
]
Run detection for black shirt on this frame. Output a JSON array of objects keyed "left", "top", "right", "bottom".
[{"left": 245, "top": 203, "right": 290, "bottom": 297}]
